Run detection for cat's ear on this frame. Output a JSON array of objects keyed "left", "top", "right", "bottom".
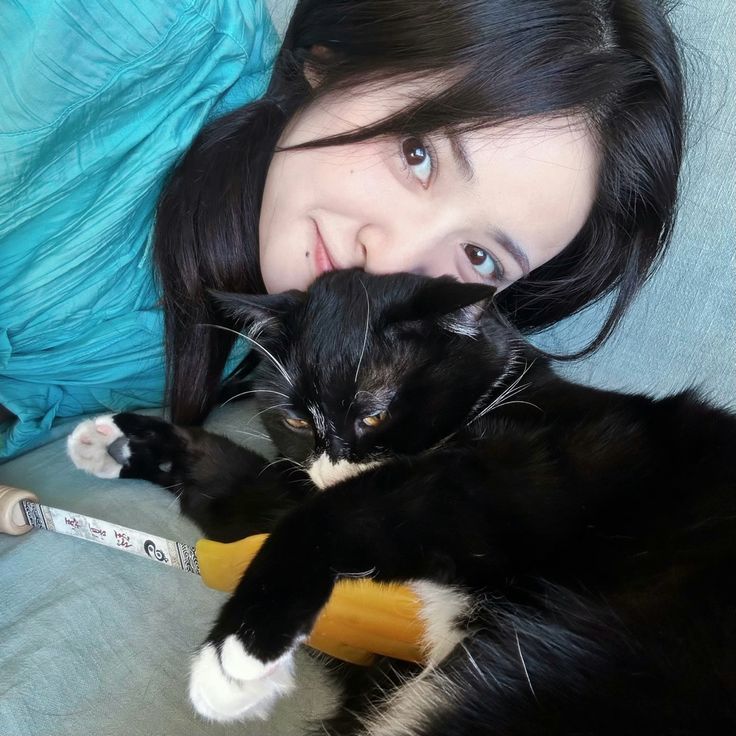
[
  {"left": 208, "top": 289, "right": 304, "bottom": 335},
  {"left": 386, "top": 278, "right": 496, "bottom": 335}
]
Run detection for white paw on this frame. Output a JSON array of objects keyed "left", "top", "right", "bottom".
[
  {"left": 67, "top": 415, "right": 128, "bottom": 479},
  {"left": 189, "top": 638, "right": 296, "bottom": 723}
]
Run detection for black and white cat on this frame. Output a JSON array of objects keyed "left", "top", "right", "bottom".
[{"left": 68, "top": 269, "right": 736, "bottom": 734}]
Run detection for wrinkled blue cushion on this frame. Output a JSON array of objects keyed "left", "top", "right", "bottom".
[{"left": 0, "top": 0, "right": 279, "bottom": 459}]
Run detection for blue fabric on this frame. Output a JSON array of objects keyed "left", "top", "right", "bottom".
[{"left": 0, "top": 0, "right": 280, "bottom": 460}]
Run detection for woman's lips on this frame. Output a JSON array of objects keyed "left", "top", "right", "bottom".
[{"left": 313, "top": 221, "right": 337, "bottom": 276}]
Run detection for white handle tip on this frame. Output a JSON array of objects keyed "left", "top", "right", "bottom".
[{"left": 0, "top": 485, "right": 39, "bottom": 535}]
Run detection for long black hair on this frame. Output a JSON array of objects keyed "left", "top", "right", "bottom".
[{"left": 155, "top": 0, "right": 685, "bottom": 424}]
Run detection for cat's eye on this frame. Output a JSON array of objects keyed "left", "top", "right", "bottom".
[
  {"left": 361, "top": 411, "right": 388, "bottom": 428},
  {"left": 284, "top": 416, "right": 311, "bottom": 431}
]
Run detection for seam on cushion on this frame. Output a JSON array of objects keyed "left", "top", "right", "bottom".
[{"left": 1, "top": 0, "right": 205, "bottom": 138}]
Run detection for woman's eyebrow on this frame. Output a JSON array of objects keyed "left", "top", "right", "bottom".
[
  {"left": 488, "top": 227, "right": 531, "bottom": 276},
  {"left": 445, "top": 131, "right": 475, "bottom": 181}
]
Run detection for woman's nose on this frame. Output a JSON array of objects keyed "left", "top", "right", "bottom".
[{"left": 356, "top": 220, "right": 438, "bottom": 276}]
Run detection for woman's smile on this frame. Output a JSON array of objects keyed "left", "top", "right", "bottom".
[{"left": 313, "top": 219, "right": 338, "bottom": 277}]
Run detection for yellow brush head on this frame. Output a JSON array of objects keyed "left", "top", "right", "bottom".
[{"left": 196, "top": 535, "right": 426, "bottom": 665}]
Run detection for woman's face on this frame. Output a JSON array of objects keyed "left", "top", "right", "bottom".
[{"left": 259, "top": 80, "right": 600, "bottom": 294}]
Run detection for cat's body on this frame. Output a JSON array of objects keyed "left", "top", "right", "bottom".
[{"left": 68, "top": 270, "right": 736, "bottom": 734}]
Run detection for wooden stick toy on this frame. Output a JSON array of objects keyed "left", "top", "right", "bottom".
[{"left": 0, "top": 484, "right": 426, "bottom": 665}]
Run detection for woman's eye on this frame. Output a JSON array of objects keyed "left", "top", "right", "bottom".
[
  {"left": 361, "top": 410, "right": 388, "bottom": 428},
  {"left": 400, "top": 137, "right": 433, "bottom": 187},
  {"left": 284, "top": 416, "right": 312, "bottom": 431},
  {"left": 463, "top": 243, "right": 502, "bottom": 280}
]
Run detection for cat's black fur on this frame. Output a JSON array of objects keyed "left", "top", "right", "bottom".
[{"left": 108, "top": 270, "right": 736, "bottom": 734}]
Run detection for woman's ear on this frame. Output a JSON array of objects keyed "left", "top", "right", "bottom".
[{"left": 303, "top": 44, "right": 335, "bottom": 89}]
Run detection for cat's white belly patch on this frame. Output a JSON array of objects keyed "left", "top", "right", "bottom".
[
  {"left": 411, "top": 581, "right": 473, "bottom": 665},
  {"left": 308, "top": 454, "right": 382, "bottom": 489},
  {"left": 355, "top": 670, "right": 458, "bottom": 736},
  {"left": 67, "top": 414, "right": 129, "bottom": 479},
  {"left": 355, "top": 582, "right": 471, "bottom": 736}
]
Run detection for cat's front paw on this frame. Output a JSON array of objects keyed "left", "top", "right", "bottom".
[
  {"left": 67, "top": 415, "right": 129, "bottom": 478},
  {"left": 189, "top": 637, "right": 296, "bottom": 723}
]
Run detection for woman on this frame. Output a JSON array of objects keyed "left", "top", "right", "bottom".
[{"left": 0, "top": 0, "right": 684, "bottom": 455}]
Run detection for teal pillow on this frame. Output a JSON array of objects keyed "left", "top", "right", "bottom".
[{"left": 0, "top": 0, "right": 279, "bottom": 459}]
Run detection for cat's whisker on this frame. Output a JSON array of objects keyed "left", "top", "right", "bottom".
[
  {"left": 490, "top": 399, "right": 543, "bottom": 413},
  {"left": 514, "top": 628, "right": 538, "bottom": 702},
  {"left": 220, "top": 388, "right": 290, "bottom": 407},
  {"left": 292, "top": 474, "right": 316, "bottom": 490},
  {"left": 247, "top": 403, "right": 292, "bottom": 424},
  {"left": 331, "top": 566, "right": 377, "bottom": 579},
  {"left": 423, "top": 358, "right": 536, "bottom": 452},
  {"left": 166, "top": 484, "right": 184, "bottom": 512},
  {"left": 345, "top": 389, "right": 381, "bottom": 423},
  {"left": 490, "top": 343, "right": 524, "bottom": 391},
  {"left": 259, "top": 456, "right": 305, "bottom": 475},
  {"left": 468, "top": 359, "right": 537, "bottom": 425},
  {"left": 354, "top": 279, "right": 371, "bottom": 384},
  {"left": 220, "top": 426, "right": 271, "bottom": 442},
  {"left": 475, "top": 382, "right": 532, "bottom": 418},
  {"left": 494, "top": 360, "right": 533, "bottom": 400},
  {"left": 157, "top": 481, "right": 183, "bottom": 491},
  {"left": 428, "top": 361, "right": 534, "bottom": 452},
  {"left": 201, "top": 323, "right": 294, "bottom": 386},
  {"left": 460, "top": 641, "right": 487, "bottom": 684},
  {"left": 283, "top": 468, "right": 309, "bottom": 484}
]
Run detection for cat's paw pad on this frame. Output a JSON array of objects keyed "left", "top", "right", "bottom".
[
  {"left": 189, "top": 638, "right": 295, "bottom": 723},
  {"left": 67, "top": 415, "right": 129, "bottom": 478}
]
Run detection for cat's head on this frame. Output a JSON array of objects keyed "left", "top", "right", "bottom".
[{"left": 214, "top": 270, "right": 519, "bottom": 488}]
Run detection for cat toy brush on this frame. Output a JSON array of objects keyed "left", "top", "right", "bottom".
[{"left": 0, "top": 484, "right": 425, "bottom": 666}]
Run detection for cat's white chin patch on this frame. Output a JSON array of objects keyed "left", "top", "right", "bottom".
[
  {"left": 189, "top": 641, "right": 295, "bottom": 723},
  {"left": 308, "top": 454, "right": 382, "bottom": 489},
  {"left": 67, "top": 415, "right": 129, "bottom": 478}
]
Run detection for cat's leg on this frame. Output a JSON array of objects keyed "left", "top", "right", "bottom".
[
  {"left": 68, "top": 412, "right": 206, "bottom": 484},
  {"left": 188, "top": 508, "right": 335, "bottom": 721},
  {"left": 68, "top": 412, "right": 312, "bottom": 540},
  {"left": 188, "top": 539, "right": 475, "bottom": 725},
  {"left": 186, "top": 459, "right": 485, "bottom": 723}
]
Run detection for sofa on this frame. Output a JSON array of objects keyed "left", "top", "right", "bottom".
[{"left": 0, "top": 2, "right": 733, "bottom": 734}]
